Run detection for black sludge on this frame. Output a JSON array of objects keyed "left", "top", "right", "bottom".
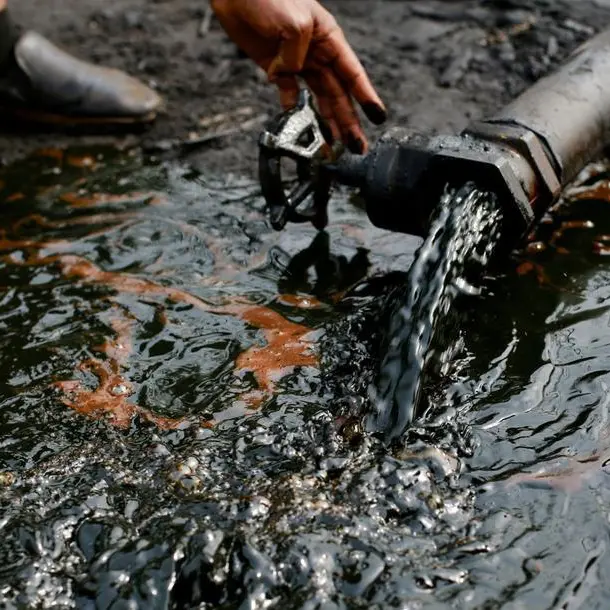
[{"left": 2, "top": 149, "right": 610, "bottom": 608}]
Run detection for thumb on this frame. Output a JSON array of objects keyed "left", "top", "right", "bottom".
[{"left": 267, "top": 21, "right": 314, "bottom": 82}]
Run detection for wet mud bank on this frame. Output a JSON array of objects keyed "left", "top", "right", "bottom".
[{"left": 3, "top": 0, "right": 610, "bottom": 172}]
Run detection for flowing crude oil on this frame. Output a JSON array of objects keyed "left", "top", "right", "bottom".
[{"left": 1, "top": 148, "right": 610, "bottom": 608}]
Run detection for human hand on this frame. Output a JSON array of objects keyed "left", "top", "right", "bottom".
[{"left": 211, "top": 0, "right": 387, "bottom": 153}]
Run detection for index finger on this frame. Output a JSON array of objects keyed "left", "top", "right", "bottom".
[{"left": 317, "top": 29, "right": 387, "bottom": 125}]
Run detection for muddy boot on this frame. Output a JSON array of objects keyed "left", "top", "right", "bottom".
[{"left": 0, "top": 11, "right": 163, "bottom": 128}]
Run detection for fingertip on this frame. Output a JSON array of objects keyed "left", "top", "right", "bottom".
[
  {"left": 267, "top": 57, "right": 283, "bottom": 84},
  {"left": 362, "top": 102, "right": 387, "bottom": 126},
  {"left": 275, "top": 76, "right": 300, "bottom": 110},
  {"left": 323, "top": 115, "right": 341, "bottom": 144},
  {"left": 278, "top": 92, "right": 298, "bottom": 109},
  {"left": 346, "top": 133, "right": 366, "bottom": 155}
]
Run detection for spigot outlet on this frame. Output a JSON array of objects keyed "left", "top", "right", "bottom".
[{"left": 324, "top": 122, "right": 559, "bottom": 240}]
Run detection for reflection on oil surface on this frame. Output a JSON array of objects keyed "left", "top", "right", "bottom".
[{"left": 1, "top": 147, "right": 610, "bottom": 608}]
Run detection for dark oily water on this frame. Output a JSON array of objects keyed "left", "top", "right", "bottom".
[
  {"left": 1, "top": 148, "right": 610, "bottom": 609},
  {"left": 371, "top": 185, "right": 502, "bottom": 441}
]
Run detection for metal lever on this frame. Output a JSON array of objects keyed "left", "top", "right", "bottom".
[{"left": 258, "top": 89, "right": 336, "bottom": 231}]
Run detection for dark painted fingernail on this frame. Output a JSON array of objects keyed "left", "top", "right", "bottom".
[
  {"left": 362, "top": 103, "right": 388, "bottom": 125},
  {"left": 347, "top": 134, "right": 365, "bottom": 155}
]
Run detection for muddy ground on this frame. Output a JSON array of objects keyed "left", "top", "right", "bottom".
[{"left": 3, "top": 0, "right": 610, "bottom": 175}]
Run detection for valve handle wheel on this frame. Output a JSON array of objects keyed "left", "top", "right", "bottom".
[{"left": 258, "top": 89, "right": 335, "bottom": 231}]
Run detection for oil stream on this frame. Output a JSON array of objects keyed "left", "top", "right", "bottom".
[
  {"left": 371, "top": 185, "right": 502, "bottom": 441},
  {"left": 1, "top": 148, "right": 610, "bottom": 608}
]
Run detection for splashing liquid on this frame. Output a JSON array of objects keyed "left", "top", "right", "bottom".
[{"left": 371, "top": 184, "right": 504, "bottom": 441}]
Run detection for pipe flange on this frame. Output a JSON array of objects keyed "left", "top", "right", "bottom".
[{"left": 464, "top": 120, "right": 562, "bottom": 215}]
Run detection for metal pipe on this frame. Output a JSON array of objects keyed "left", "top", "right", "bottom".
[
  {"left": 327, "top": 26, "right": 610, "bottom": 241},
  {"left": 488, "top": 28, "right": 610, "bottom": 188}
]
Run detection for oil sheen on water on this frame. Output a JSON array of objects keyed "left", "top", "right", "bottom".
[{"left": 1, "top": 148, "right": 610, "bottom": 608}]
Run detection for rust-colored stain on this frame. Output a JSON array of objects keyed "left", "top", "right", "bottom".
[
  {"left": 222, "top": 303, "right": 318, "bottom": 407},
  {"left": 50, "top": 256, "right": 319, "bottom": 409},
  {"left": 46, "top": 256, "right": 320, "bottom": 417},
  {"left": 66, "top": 154, "right": 97, "bottom": 169},
  {"left": 516, "top": 260, "right": 551, "bottom": 286},
  {"left": 54, "top": 254, "right": 220, "bottom": 307},
  {"left": 5, "top": 192, "right": 25, "bottom": 203},
  {"left": 59, "top": 191, "right": 166, "bottom": 209},
  {"left": 2, "top": 238, "right": 318, "bottom": 426},
  {"left": 35, "top": 148, "right": 64, "bottom": 162},
  {"left": 276, "top": 294, "right": 325, "bottom": 309},
  {"left": 15, "top": 213, "right": 140, "bottom": 247},
  {"left": 549, "top": 219, "right": 595, "bottom": 248},
  {"left": 54, "top": 310, "right": 190, "bottom": 430},
  {"left": 571, "top": 180, "right": 610, "bottom": 202},
  {"left": 0, "top": 233, "right": 69, "bottom": 252},
  {"left": 11, "top": 212, "right": 136, "bottom": 233},
  {"left": 55, "top": 360, "right": 187, "bottom": 430},
  {"left": 0, "top": 180, "right": 321, "bottom": 429}
]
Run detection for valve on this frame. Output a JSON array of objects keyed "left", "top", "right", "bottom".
[{"left": 258, "top": 89, "right": 336, "bottom": 231}]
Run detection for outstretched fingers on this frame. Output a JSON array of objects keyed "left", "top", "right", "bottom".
[
  {"left": 303, "top": 73, "right": 340, "bottom": 144},
  {"left": 306, "top": 69, "right": 368, "bottom": 153},
  {"left": 318, "top": 29, "right": 387, "bottom": 125}
]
